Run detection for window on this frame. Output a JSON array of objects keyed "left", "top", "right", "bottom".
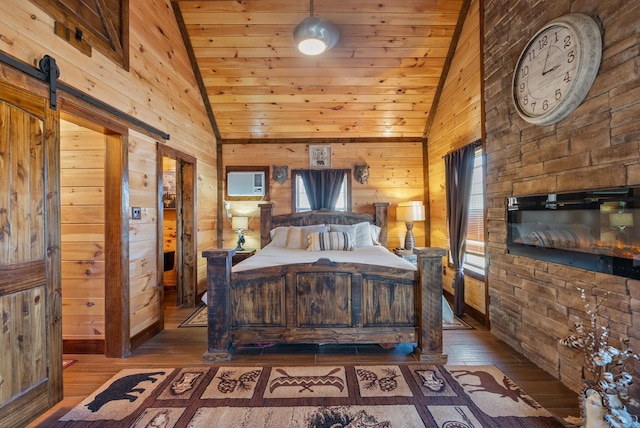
[
  {"left": 464, "top": 146, "right": 485, "bottom": 276},
  {"left": 292, "top": 170, "right": 351, "bottom": 212}
]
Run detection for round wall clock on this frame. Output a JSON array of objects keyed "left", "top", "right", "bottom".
[{"left": 512, "top": 13, "right": 602, "bottom": 126}]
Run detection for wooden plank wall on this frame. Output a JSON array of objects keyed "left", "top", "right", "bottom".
[
  {"left": 426, "top": 0, "right": 485, "bottom": 315},
  {"left": 60, "top": 120, "right": 106, "bottom": 341},
  {"left": 0, "top": 0, "right": 218, "bottom": 344},
  {"left": 128, "top": 131, "right": 160, "bottom": 336},
  {"left": 222, "top": 141, "right": 425, "bottom": 251}
]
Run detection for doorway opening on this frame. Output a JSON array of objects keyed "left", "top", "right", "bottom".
[
  {"left": 161, "top": 156, "right": 178, "bottom": 300},
  {"left": 59, "top": 114, "right": 116, "bottom": 354},
  {"left": 158, "top": 146, "right": 197, "bottom": 310}
]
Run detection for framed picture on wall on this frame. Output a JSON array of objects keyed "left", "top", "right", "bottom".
[{"left": 309, "top": 145, "right": 331, "bottom": 169}]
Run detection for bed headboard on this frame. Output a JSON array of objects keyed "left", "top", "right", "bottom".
[{"left": 259, "top": 202, "right": 389, "bottom": 248}]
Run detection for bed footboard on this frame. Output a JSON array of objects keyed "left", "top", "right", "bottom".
[{"left": 202, "top": 247, "right": 447, "bottom": 363}]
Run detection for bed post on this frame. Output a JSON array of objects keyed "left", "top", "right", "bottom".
[
  {"left": 373, "top": 202, "right": 389, "bottom": 247},
  {"left": 259, "top": 203, "right": 274, "bottom": 248},
  {"left": 413, "top": 247, "right": 448, "bottom": 364},
  {"left": 202, "top": 248, "right": 234, "bottom": 362}
]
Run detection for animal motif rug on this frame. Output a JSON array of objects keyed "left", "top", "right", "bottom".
[{"left": 53, "top": 365, "right": 565, "bottom": 427}]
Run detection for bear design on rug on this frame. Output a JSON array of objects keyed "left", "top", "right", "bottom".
[{"left": 86, "top": 371, "right": 166, "bottom": 412}]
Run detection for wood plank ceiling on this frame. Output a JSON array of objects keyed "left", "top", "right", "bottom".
[{"left": 173, "top": 0, "right": 466, "bottom": 142}]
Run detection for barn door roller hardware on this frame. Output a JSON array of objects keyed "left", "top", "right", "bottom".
[{"left": 38, "top": 55, "right": 60, "bottom": 110}]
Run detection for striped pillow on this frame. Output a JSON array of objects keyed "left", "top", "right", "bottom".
[{"left": 307, "top": 231, "right": 354, "bottom": 251}]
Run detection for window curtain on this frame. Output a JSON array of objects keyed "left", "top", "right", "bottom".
[
  {"left": 444, "top": 142, "right": 478, "bottom": 317},
  {"left": 300, "top": 169, "right": 347, "bottom": 210}
]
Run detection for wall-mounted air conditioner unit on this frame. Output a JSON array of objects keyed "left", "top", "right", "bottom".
[{"left": 227, "top": 171, "right": 265, "bottom": 197}]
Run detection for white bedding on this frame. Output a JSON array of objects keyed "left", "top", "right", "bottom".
[{"left": 233, "top": 244, "right": 417, "bottom": 272}]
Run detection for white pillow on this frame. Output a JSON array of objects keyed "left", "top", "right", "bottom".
[
  {"left": 328, "top": 224, "right": 357, "bottom": 243},
  {"left": 330, "top": 222, "right": 375, "bottom": 247},
  {"left": 370, "top": 224, "right": 382, "bottom": 245},
  {"left": 270, "top": 227, "right": 290, "bottom": 247},
  {"left": 307, "top": 231, "right": 354, "bottom": 251},
  {"left": 286, "top": 224, "right": 329, "bottom": 249}
]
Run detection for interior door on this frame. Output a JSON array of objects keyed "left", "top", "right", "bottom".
[{"left": 0, "top": 79, "right": 63, "bottom": 426}]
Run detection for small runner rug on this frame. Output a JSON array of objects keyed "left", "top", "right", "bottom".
[
  {"left": 62, "top": 359, "right": 78, "bottom": 370},
  {"left": 179, "top": 305, "right": 473, "bottom": 330},
  {"left": 53, "top": 365, "right": 564, "bottom": 427}
]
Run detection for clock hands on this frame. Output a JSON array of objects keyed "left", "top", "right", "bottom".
[{"left": 542, "top": 45, "right": 559, "bottom": 76}]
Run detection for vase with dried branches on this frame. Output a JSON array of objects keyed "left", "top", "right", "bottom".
[{"left": 560, "top": 288, "right": 639, "bottom": 428}]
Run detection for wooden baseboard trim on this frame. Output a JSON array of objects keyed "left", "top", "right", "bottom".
[
  {"left": 131, "top": 321, "right": 163, "bottom": 351},
  {"left": 63, "top": 339, "right": 105, "bottom": 354}
]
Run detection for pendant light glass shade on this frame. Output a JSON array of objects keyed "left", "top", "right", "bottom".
[{"left": 294, "top": 16, "right": 339, "bottom": 55}]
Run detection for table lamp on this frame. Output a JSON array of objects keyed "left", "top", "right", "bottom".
[
  {"left": 231, "top": 216, "right": 249, "bottom": 251},
  {"left": 396, "top": 201, "right": 426, "bottom": 250}
]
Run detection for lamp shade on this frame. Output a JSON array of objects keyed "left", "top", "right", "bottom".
[
  {"left": 293, "top": 16, "right": 339, "bottom": 55},
  {"left": 231, "top": 216, "right": 249, "bottom": 231},
  {"left": 396, "top": 201, "right": 426, "bottom": 222},
  {"left": 610, "top": 212, "right": 634, "bottom": 228}
]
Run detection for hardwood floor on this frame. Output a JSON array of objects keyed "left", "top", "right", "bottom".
[{"left": 28, "top": 292, "right": 580, "bottom": 426}]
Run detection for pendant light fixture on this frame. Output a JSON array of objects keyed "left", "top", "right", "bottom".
[{"left": 293, "top": 0, "right": 339, "bottom": 56}]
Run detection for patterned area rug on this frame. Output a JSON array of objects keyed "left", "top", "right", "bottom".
[
  {"left": 179, "top": 305, "right": 473, "bottom": 330},
  {"left": 178, "top": 304, "right": 207, "bottom": 327},
  {"left": 53, "top": 365, "right": 564, "bottom": 427}
]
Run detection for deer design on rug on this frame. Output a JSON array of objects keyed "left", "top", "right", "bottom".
[{"left": 450, "top": 368, "right": 541, "bottom": 409}]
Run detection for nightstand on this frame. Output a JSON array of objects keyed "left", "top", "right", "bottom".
[
  {"left": 393, "top": 248, "right": 417, "bottom": 265},
  {"left": 232, "top": 249, "right": 255, "bottom": 266}
]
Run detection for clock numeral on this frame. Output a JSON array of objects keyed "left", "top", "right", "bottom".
[
  {"left": 519, "top": 82, "right": 525, "bottom": 93},
  {"left": 564, "top": 72, "right": 571, "bottom": 83},
  {"left": 537, "top": 35, "right": 548, "bottom": 50},
  {"left": 530, "top": 101, "right": 537, "bottom": 111},
  {"left": 520, "top": 65, "right": 529, "bottom": 78},
  {"left": 542, "top": 100, "right": 549, "bottom": 111},
  {"left": 523, "top": 95, "right": 528, "bottom": 105},
  {"left": 567, "top": 50, "right": 575, "bottom": 63},
  {"left": 555, "top": 89, "right": 562, "bottom": 100},
  {"left": 528, "top": 49, "right": 536, "bottom": 61},
  {"left": 563, "top": 35, "right": 572, "bottom": 49}
]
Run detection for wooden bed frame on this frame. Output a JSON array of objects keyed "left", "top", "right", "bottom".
[{"left": 202, "top": 202, "right": 447, "bottom": 363}]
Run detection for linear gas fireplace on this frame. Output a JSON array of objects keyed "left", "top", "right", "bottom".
[{"left": 507, "top": 187, "right": 640, "bottom": 279}]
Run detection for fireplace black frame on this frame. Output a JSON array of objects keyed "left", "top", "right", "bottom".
[{"left": 507, "top": 187, "right": 640, "bottom": 279}]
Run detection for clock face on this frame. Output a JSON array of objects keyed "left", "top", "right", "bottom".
[
  {"left": 514, "top": 24, "right": 578, "bottom": 118},
  {"left": 512, "top": 14, "right": 601, "bottom": 125}
]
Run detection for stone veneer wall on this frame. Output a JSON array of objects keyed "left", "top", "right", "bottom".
[{"left": 483, "top": 0, "right": 640, "bottom": 394}]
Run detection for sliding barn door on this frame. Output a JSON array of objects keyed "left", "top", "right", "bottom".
[{"left": 0, "top": 79, "right": 63, "bottom": 426}]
